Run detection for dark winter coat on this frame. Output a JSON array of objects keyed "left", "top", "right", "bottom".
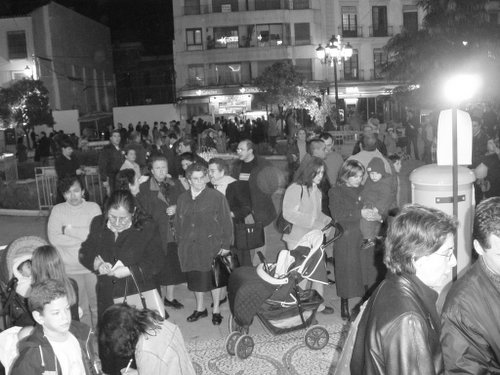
[
  {"left": 11, "top": 322, "right": 99, "bottom": 375},
  {"left": 175, "top": 188, "right": 233, "bottom": 272},
  {"left": 351, "top": 272, "right": 443, "bottom": 375},
  {"left": 79, "top": 214, "right": 162, "bottom": 318},
  {"left": 97, "top": 144, "right": 124, "bottom": 188},
  {"left": 441, "top": 257, "right": 500, "bottom": 374},
  {"left": 231, "top": 156, "right": 278, "bottom": 227},
  {"left": 329, "top": 184, "right": 378, "bottom": 297}
]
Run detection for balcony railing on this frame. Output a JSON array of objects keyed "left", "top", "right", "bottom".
[
  {"left": 370, "top": 68, "right": 385, "bottom": 80},
  {"left": 369, "top": 25, "right": 393, "bottom": 37},
  {"left": 289, "top": 0, "right": 311, "bottom": 10},
  {"left": 183, "top": 4, "right": 209, "bottom": 15},
  {"left": 338, "top": 26, "right": 363, "bottom": 38},
  {"left": 342, "top": 68, "right": 363, "bottom": 81},
  {"left": 399, "top": 24, "right": 422, "bottom": 34}
]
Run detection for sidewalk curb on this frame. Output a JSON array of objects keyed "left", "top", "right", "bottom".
[{"left": 0, "top": 209, "right": 49, "bottom": 217}]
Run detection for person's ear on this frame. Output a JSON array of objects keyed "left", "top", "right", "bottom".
[{"left": 32, "top": 310, "right": 44, "bottom": 326}]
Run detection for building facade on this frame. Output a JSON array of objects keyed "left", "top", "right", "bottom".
[
  {"left": 173, "top": 0, "right": 425, "bottom": 122},
  {"left": 0, "top": 2, "right": 115, "bottom": 115}
]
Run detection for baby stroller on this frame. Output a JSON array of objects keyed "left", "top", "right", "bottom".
[
  {"left": 225, "top": 222, "right": 343, "bottom": 359},
  {"left": 0, "top": 236, "right": 47, "bottom": 329}
]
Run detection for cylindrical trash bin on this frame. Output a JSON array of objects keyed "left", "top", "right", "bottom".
[{"left": 410, "top": 164, "right": 476, "bottom": 279}]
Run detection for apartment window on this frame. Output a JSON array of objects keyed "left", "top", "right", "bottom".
[
  {"left": 343, "top": 50, "right": 358, "bottom": 80},
  {"left": 255, "top": 0, "right": 280, "bottom": 10},
  {"left": 294, "top": 23, "right": 310, "bottom": 45},
  {"left": 403, "top": 5, "right": 418, "bottom": 33},
  {"left": 213, "top": 27, "right": 239, "bottom": 48},
  {"left": 489, "top": 12, "right": 499, "bottom": 24},
  {"left": 7, "top": 31, "right": 27, "bottom": 60},
  {"left": 186, "top": 28, "right": 203, "bottom": 50},
  {"left": 256, "top": 24, "right": 283, "bottom": 47},
  {"left": 215, "top": 63, "right": 241, "bottom": 85},
  {"left": 372, "top": 6, "right": 388, "bottom": 36},
  {"left": 184, "top": 0, "right": 201, "bottom": 15},
  {"left": 342, "top": 6, "right": 358, "bottom": 37},
  {"left": 212, "top": 0, "right": 238, "bottom": 12},
  {"left": 293, "top": 0, "right": 310, "bottom": 10},
  {"left": 188, "top": 65, "right": 205, "bottom": 86},
  {"left": 373, "top": 48, "right": 387, "bottom": 79},
  {"left": 294, "top": 59, "right": 312, "bottom": 81}
]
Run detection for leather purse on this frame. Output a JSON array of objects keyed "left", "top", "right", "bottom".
[
  {"left": 234, "top": 214, "right": 265, "bottom": 250},
  {"left": 211, "top": 252, "right": 239, "bottom": 288},
  {"left": 113, "top": 269, "right": 165, "bottom": 318}
]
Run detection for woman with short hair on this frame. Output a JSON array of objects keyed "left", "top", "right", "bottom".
[{"left": 350, "top": 204, "right": 458, "bottom": 375}]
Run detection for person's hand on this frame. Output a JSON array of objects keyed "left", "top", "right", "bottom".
[
  {"left": 361, "top": 208, "right": 376, "bottom": 221},
  {"left": 166, "top": 205, "right": 176, "bottom": 216},
  {"left": 108, "top": 266, "right": 131, "bottom": 279},
  {"left": 62, "top": 224, "right": 71, "bottom": 235},
  {"left": 291, "top": 154, "right": 297, "bottom": 162},
  {"left": 97, "top": 262, "right": 113, "bottom": 275},
  {"left": 218, "top": 249, "right": 230, "bottom": 256},
  {"left": 138, "top": 175, "right": 149, "bottom": 184}
]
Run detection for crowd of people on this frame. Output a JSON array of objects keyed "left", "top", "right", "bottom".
[{"left": 2, "top": 105, "right": 500, "bottom": 374}]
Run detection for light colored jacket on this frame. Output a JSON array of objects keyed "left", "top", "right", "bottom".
[{"left": 282, "top": 183, "right": 331, "bottom": 249}]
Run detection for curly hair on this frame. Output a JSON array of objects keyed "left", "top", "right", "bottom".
[
  {"left": 98, "top": 304, "right": 164, "bottom": 358},
  {"left": 115, "top": 169, "right": 136, "bottom": 192},
  {"left": 384, "top": 204, "right": 457, "bottom": 275},
  {"left": 473, "top": 196, "right": 500, "bottom": 250}
]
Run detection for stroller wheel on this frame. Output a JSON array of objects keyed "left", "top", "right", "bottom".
[
  {"left": 235, "top": 334, "right": 254, "bottom": 360},
  {"left": 304, "top": 325, "right": 329, "bottom": 350},
  {"left": 225, "top": 331, "right": 241, "bottom": 356}
]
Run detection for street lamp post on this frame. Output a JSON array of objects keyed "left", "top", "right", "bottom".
[
  {"left": 442, "top": 74, "right": 481, "bottom": 281},
  {"left": 316, "top": 35, "right": 353, "bottom": 124}
]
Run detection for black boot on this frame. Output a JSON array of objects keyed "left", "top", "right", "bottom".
[{"left": 341, "top": 298, "right": 350, "bottom": 321}]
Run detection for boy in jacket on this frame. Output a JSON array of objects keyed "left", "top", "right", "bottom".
[{"left": 10, "top": 279, "right": 100, "bottom": 375}]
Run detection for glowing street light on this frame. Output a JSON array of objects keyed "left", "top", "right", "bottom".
[
  {"left": 442, "top": 73, "right": 481, "bottom": 281},
  {"left": 316, "top": 35, "right": 353, "bottom": 124}
]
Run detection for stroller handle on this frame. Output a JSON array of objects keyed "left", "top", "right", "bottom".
[{"left": 323, "top": 222, "right": 344, "bottom": 247}]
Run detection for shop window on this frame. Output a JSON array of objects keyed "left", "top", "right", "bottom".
[
  {"left": 186, "top": 28, "right": 203, "bottom": 50},
  {"left": 7, "top": 31, "right": 27, "bottom": 60}
]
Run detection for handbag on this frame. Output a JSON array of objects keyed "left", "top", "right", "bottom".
[
  {"left": 211, "top": 252, "right": 239, "bottom": 288},
  {"left": 113, "top": 269, "right": 165, "bottom": 318},
  {"left": 234, "top": 213, "right": 265, "bottom": 250},
  {"left": 276, "top": 186, "right": 304, "bottom": 234}
]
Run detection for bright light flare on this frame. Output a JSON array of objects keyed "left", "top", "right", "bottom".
[{"left": 443, "top": 74, "right": 481, "bottom": 104}]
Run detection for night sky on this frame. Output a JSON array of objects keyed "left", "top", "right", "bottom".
[{"left": 0, "top": 0, "right": 174, "bottom": 54}]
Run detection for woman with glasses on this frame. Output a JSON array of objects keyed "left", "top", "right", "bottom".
[
  {"left": 350, "top": 204, "right": 457, "bottom": 375},
  {"left": 79, "top": 190, "right": 163, "bottom": 375}
]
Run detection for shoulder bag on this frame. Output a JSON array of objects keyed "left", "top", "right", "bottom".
[
  {"left": 113, "top": 268, "right": 165, "bottom": 318},
  {"left": 276, "top": 186, "right": 303, "bottom": 234},
  {"left": 234, "top": 213, "right": 265, "bottom": 250},
  {"left": 211, "top": 252, "right": 239, "bottom": 288}
]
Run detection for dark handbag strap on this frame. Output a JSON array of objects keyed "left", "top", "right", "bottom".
[{"left": 123, "top": 269, "right": 147, "bottom": 310}]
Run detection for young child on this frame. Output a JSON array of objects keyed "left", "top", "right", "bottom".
[
  {"left": 360, "top": 157, "right": 395, "bottom": 249},
  {"left": 13, "top": 255, "right": 33, "bottom": 298},
  {"left": 10, "top": 279, "right": 100, "bottom": 375}
]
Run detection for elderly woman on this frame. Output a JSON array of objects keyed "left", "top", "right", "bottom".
[
  {"left": 175, "top": 163, "right": 233, "bottom": 326},
  {"left": 350, "top": 204, "right": 457, "bottom": 375}
]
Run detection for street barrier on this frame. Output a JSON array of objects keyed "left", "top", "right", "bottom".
[{"left": 35, "top": 166, "right": 104, "bottom": 211}]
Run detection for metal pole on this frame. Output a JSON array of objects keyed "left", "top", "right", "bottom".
[
  {"left": 333, "top": 57, "right": 340, "bottom": 124},
  {"left": 452, "top": 106, "right": 458, "bottom": 281}
]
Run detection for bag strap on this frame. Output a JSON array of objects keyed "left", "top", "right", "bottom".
[{"left": 123, "top": 269, "right": 147, "bottom": 310}]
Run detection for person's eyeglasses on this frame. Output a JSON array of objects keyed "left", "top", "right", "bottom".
[
  {"left": 108, "top": 214, "right": 131, "bottom": 225},
  {"left": 434, "top": 250, "right": 454, "bottom": 261}
]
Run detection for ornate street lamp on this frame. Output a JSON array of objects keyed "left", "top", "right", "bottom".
[{"left": 316, "top": 35, "right": 353, "bottom": 123}]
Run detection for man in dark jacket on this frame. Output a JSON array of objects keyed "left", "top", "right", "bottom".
[
  {"left": 232, "top": 139, "right": 284, "bottom": 263},
  {"left": 441, "top": 197, "right": 500, "bottom": 374},
  {"left": 11, "top": 279, "right": 99, "bottom": 375},
  {"left": 98, "top": 129, "right": 124, "bottom": 196},
  {"left": 350, "top": 204, "right": 457, "bottom": 375}
]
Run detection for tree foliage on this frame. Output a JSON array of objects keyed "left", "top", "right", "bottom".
[
  {"left": 384, "top": 0, "right": 500, "bottom": 106},
  {"left": 254, "top": 61, "right": 331, "bottom": 126},
  {"left": 0, "top": 79, "right": 54, "bottom": 129}
]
